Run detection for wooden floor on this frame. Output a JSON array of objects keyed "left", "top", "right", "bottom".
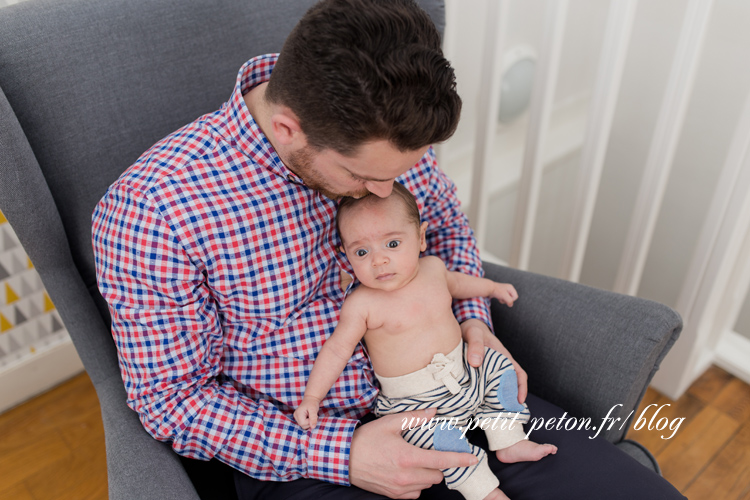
[
  {"left": 0, "top": 372, "right": 107, "bottom": 500},
  {"left": 629, "top": 365, "right": 750, "bottom": 499},
  {"left": 1, "top": 366, "right": 749, "bottom": 499}
]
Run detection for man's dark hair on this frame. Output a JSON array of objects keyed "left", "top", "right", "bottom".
[
  {"left": 337, "top": 182, "right": 421, "bottom": 244},
  {"left": 265, "top": 0, "right": 461, "bottom": 155}
]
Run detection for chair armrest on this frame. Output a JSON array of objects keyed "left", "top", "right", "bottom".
[
  {"left": 482, "top": 262, "right": 682, "bottom": 443},
  {"left": 97, "top": 375, "right": 200, "bottom": 500},
  {"left": 1, "top": 85, "right": 199, "bottom": 499}
]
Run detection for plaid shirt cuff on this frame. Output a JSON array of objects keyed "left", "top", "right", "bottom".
[
  {"left": 306, "top": 416, "right": 359, "bottom": 485},
  {"left": 453, "top": 296, "right": 493, "bottom": 332}
]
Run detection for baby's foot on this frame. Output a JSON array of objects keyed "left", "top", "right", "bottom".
[
  {"left": 495, "top": 439, "right": 557, "bottom": 463},
  {"left": 484, "top": 487, "right": 511, "bottom": 500}
]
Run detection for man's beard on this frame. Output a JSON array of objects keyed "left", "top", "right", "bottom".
[{"left": 286, "top": 146, "right": 370, "bottom": 200}]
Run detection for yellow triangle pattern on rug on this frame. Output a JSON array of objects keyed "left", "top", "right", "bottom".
[
  {"left": 0, "top": 208, "right": 68, "bottom": 366},
  {"left": 43, "top": 293, "right": 55, "bottom": 312},
  {"left": 6, "top": 283, "right": 19, "bottom": 304},
  {"left": 0, "top": 313, "right": 12, "bottom": 332}
]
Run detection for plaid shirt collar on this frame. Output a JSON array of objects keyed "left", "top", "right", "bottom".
[{"left": 223, "top": 53, "right": 305, "bottom": 186}]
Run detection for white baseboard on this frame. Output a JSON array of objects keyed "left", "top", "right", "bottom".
[
  {"left": 0, "top": 337, "right": 85, "bottom": 414},
  {"left": 714, "top": 329, "right": 750, "bottom": 386}
]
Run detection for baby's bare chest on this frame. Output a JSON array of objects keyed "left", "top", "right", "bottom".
[{"left": 367, "top": 278, "right": 454, "bottom": 334}]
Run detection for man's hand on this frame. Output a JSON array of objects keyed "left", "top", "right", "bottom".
[
  {"left": 349, "top": 408, "right": 478, "bottom": 499},
  {"left": 461, "top": 318, "right": 527, "bottom": 404},
  {"left": 491, "top": 283, "right": 518, "bottom": 307},
  {"left": 294, "top": 397, "right": 321, "bottom": 430}
]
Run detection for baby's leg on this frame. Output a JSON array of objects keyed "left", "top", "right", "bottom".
[
  {"left": 484, "top": 489, "right": 510, "bottom": 500},
  {"left": 403, "top": 423, "right": 505, "bottom": 500},
  {"left": 475, "top": 347, "right": 557, "bottom": 461}
]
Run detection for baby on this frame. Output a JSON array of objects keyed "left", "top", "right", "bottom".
[{"left": 294, "top": 182, "right": 556, "bottom": 500}]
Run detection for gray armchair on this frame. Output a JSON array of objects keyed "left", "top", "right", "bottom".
[{"left": 0, "top": 0, "right": 680, "bottom": 498}]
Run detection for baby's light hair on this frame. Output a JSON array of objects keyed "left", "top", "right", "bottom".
[{"left": 336, "top": 182, "right": 421, "bottom": 244}]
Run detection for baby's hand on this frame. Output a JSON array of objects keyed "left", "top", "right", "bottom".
[
  {"left": 492, "top": 283, "right": 518, "bottom": 307},
  {"left": 294, "top": 397, "right": 321, "bottom": 430}
]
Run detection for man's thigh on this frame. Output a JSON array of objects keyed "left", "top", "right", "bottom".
[
  {"left": 233, "top": 394, "right": 686, "bottom": 500},
  {"left": 233, "top": 473, "right": 387, "bottom": 500},
  {"left": 421, "top": 394, "right": 686, "bottom": 500}
]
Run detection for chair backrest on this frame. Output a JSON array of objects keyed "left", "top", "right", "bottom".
[{"left": 0, "top": 0, "right": 445, "bottom": 385}]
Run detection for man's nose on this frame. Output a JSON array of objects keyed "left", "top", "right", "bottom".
[{"left": 365, "top": 180, "right": 394, "bottom": 198}]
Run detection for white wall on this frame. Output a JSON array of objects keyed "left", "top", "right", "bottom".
[
  {"left": 443, "top": 0, "right": 750, "bottom": 309},
  {"left": 621, "top": 0, "right": 750, "bottom": 310},
  {"left": 580, "top": 0, "right": 686, "bottom": 292},
  {"left": 442, "top": 0, "right": 609, "bottom": 265},
  {"left": 442, "top": 0, "right": 750, "bottom": 387}
]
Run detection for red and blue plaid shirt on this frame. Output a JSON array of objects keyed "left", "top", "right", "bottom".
[{"left": 92, "top": 54, "right": 490, "bottom": 486}]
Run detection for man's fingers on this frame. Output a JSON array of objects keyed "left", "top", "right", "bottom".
[
  {"left": 414, "top": 447, "right": 478, "bottom": 470},
  {"left": 466, "top": 336, "right": 484, "bottom": 367},
  {"left": 517, "top": 368, "right": 528, "bottom": 403},
  {"left": 386, "top": 407, "right": 437, "bottom": 432},
  {"left": 518, "top": 382, "right": 528, "bottom": 404},
  {"left": 389, "top": 465, "right": 444, "bottom": 492},
  {"left": 485, "top": 336, "right": 504, "bottom": 353}
]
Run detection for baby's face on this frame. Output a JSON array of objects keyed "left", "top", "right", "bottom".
[{"left": 339, "top": 198, "right": 427, "bottom": 292}]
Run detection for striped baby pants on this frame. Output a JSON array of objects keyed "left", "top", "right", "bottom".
[{"left": 374, "top": 342, "right": 530, "bottom": 500}]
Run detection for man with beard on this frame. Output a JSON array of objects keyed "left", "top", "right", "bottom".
[{"left": 92, "top": 1, "right": 686, "bottom": 498}]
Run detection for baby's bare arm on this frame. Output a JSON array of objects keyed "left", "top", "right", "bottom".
[
  {"left": 294, "top": 296, "right": 368, "bottom": 428},
  {"left": 443, "top": 263, "right": 518, "bottom": 306}
]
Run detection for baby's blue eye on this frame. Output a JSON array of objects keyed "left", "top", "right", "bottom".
[
  {"left": 356, "top": 249, "right": 368, "bottom": 257},
  {"left": 387, "top": 240, "right": 400, "bottom": 248}
]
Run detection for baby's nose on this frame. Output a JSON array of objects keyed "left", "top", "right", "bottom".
[{"left": 372, "top": 252, "right": 389, "bottom": 265}]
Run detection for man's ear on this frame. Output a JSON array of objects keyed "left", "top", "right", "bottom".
[
  {"left": 269, "top": 107, "right": 305, "bottom": 147},
  {"left": 419, "top": 221, "right": 429, "bottom": 252}
]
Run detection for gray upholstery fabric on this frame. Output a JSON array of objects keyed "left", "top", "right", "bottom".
[
  {"left": 0, "top": 0, "right": 444, "bottom": 324},
  {"left": 0, "top": 0, "right": 673, "bottom": 496},
  {"left": 0, "top": 1, "right": 443, "bottom": 498},
  {"left": 483, "top": 262, "right": 682, "bottom": 444},
  {"left": 98, "top": 375, "right": 199, "bottom": 499},
  {"left": 616, "top": 439, "right": 662, "bottom": 474}
]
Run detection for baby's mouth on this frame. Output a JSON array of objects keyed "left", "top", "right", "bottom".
[{"left": 376, "top": 273, "right": 395, "bottom": 281}]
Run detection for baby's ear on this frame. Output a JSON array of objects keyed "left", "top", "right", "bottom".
[
  {"left": 419, "top": 221, "right": 429, "bottom": 252},
  {"left": 338, "top": 245, "right": 346, "bottom": 254}
]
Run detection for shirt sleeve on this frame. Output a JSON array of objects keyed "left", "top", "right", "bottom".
[
  {"left": 402, "top": 148, "right": 493, "bottom": 330},
  {"left": 92, "top": 183, "right": 357, "bottom": 485}
]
